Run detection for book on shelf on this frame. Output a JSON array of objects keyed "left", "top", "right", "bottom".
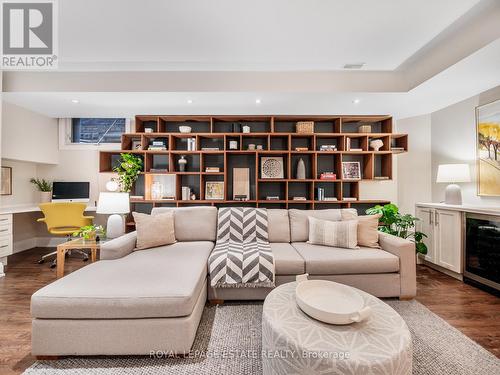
[
  {"left": 161, "top": 196, "right": 175, "bottom": 201},
  {"left": 292, "top": 196, "right": 307, "bottom": 201},
  {"left": 319, "top": 172, "right": 337, "bottom": 180},
  {"left": 186, "top": 138, "right": 197, "bottom": 151},
  {"left": 294, "top": 147, "right": 309, "bottom": 151},
  {"left": 201, "top": 147, "right": 220, "bottom": 151},
  {"left": 343, "top": 197, "right": 357, "bottom": 201},
  {"left": 266, "top": 196, "right": 280, "bottom": 200},
  {"left": 391, "top": 147, "right": 405, "bottom": 152},
  {"left": 148, "top": 146, "right": 167, "bottom": 150},
  {"left": 346, "top": 137, "right": 351, "bottom": 151},
  {"left": 323, "top": 197, "right": 338, "bottom": 201},
  {"left": 205, "top": 167, "right": 220, "bottom": 173},
  {"left": 129, "top": 195, "right": 144, "bottom": 200},
  {"left": 152, "top": 141, "right": 165, "bottom": 146},
  {"left": 150, "top": 168, "right": 168, "bottom": 173},
  {"left": 349, "top": 148, "right": 363, "bottom": 152},
  {"left": 181, "top": 186, "right": 191, "bottom": 201},
  {"left": 319, "top": 145, "right": 337, "bottom": 151},
  {"left": 374, "top": 176, "right": 390, "bottom": 180}
]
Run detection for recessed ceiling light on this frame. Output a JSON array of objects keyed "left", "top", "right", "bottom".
[
  {"left": 352, "top": 99, "right": 361, "bottom": 104},
  {"left": 71, "top": 99, "right": 79, "bottom": 104},
  {"left": 343, "top": 63, "right": 365, "bottom": 69},
  {"left": 255, "top": 98, "right": 262, "bottom": 104},
  {"left": 187, "top": 99, "right": 193, "bottom": 104}
]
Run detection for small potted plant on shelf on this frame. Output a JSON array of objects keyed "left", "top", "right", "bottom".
[
  {"left": 113, "top": 153, "right": 143, "bottom": 192},
  {"left": 366, "top": 203, "right": 428, "bottom": 255},
  {"left": 30, "top": 178, "right": 52, "bottom": 203},
  {"left": 73, "top": 225, "right": 106, "bottom": 241}
]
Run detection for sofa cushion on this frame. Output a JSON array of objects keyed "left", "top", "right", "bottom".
[
  {"left": 308, "top": 217, "right": 359, "bottom": 249},
  {"left": 291, "top": 242, "right": 399, "bottom": 275},
  {"left": 151, "top": 206, "right": 217, "bottom": 241},
  {"left": 271, "top": 243, "right": 304, "bottom": 275},
  {"left": 289, "top": 208, "right": 357, "bottom": 242},
  {"left": 267, "top": 209, "right": 291, "bottom": 243},
  {"left": 31, "top": 241, "right": 214, "bottom": 319},
  {"left": 133, "top": 211, "right": 176, "bottom": 250}
]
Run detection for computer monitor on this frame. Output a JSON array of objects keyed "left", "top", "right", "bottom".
[{"left": 51, "top": 181, "right": 90, "bottom": 203}]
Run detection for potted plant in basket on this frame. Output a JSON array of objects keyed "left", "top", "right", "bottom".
[
  {"left": 30, "top": 178, "right": 52, "bottom": 203},
  {"left": 366, "top": 203, "right": 428, "bottom": 255}
]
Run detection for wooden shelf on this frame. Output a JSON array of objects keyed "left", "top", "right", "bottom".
[{"left": 101, "top": 114, "right": 406, "bottom": 221}]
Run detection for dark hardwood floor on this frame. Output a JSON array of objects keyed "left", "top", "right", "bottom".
[{"left": 0, "top": 248, "right": 499, "bottom": 375}]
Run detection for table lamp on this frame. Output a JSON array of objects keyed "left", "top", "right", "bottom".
[
  {"left": 436, "top": 164, "right": 470, "bottom": 205},
  {"left": 97, "top": 192, "right": 130, "bottom": 238}
]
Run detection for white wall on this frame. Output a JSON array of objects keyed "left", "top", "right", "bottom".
[
  {"left": 0, "top": 159, "right": 37, "bottom": 207},
  {"left": 1, "top": 102, "right": 58, "bottom": 164},
  {"left": 396, "top": 114, "right": 432, "bottom": 215},
  {"left": 431, "top": 86, "right": 500, "bottom": 206}
]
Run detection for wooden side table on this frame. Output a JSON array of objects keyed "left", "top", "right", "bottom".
[{"left": 56, "top": 238, "right": 106, "bottom": 278}]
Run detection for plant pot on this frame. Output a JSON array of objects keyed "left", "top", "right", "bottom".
[
  {"left": 39, "top": 191, "right": 52, "bottom": 203},
  {"left": 85, "top": 232, "right": 97, "bottom": 241}
]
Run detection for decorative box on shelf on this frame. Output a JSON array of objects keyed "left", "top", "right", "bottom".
[{"left": 296, "top": 121, "right": 314, "bottom": 134}]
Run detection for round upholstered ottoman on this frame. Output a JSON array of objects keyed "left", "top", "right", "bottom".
[{"left": 262, "top": 282, "right": 412, "bottom": 375}]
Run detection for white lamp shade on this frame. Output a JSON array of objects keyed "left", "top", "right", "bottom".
[
  {"left": 436, "top": 164, "right": 471, "bottom": 183},
  {"left": 97, "top": 192, "right": 130, "bottom": 214}
]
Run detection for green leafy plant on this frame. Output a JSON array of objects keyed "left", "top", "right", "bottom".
[
  {"left": 73, "top": 225, "right": 106, "bottom": 240},
  {"left": 366, "top": 203, "right": 428, "bottom": 255},
  {"left": 30, "top": 178, "right": 52, "bottom": 192},
  {"left": 113, "top": 153, "right": 143, "bottom": 192}
]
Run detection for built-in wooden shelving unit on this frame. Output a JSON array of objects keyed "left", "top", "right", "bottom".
[{"left": 99, "top": 115, "right": 407, "bottom": 224}]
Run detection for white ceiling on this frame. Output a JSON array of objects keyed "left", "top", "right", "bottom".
[
  {"left": 57, "top": 0, "right": 479, "bottom": 71},
  {"left": 2, "top": 0, "right": 500, "bottom": 121}
]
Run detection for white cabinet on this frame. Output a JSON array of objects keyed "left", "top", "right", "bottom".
[
  {"left": 0, "top": 214, "right": 13, "bottom": 259},
  {"left": 416, "top": 205, "right": 462, "bottom": 274}
]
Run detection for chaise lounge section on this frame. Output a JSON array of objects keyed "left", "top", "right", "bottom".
[{"left": 31, "top": 206, "right": 415, "bottom": 356}]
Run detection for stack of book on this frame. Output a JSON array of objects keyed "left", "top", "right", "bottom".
[
  {"left": 343, "top": 197, "right": 357, "bottom": 201},
  {"left": 294, "top": 147, "right": 309, "bottom": 151},
  {"left": 374, "top": 176, "right": 390, "bottom": 180},
  {"left": 148, "top": 140, "right": 167, "bottom": 151},
  {"left": 319, "top": 145, "right": 337, "bottom": 151},
  {"left": 205, "top": 167, "right": 220, "bottom": 173},
  {"left": 201, "top": 147, "right": 220, "bottom": 151},
  {"left": 292, "top": 196, "right": 307, "bottom": 201},
  {"left": 324, "top": 197, "right": 338, "bottom": 201},
  {"left": 391, "top": 147, "right": 404, "bottom": 152},
  {"left": 319, "top": 172, "right": 337, "bottom": 180},
  {"left": 316, "top": 188, "right": 325, "bottom": 201},
  {"left": 266, "top": 196, "right": 280, "bottom": 200}
]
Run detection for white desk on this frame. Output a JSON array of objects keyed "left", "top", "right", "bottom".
[
  {"left": 0, "top": 205, "right": 97, "bottom": 263},
  {"left": 0, "top": 204, "right": 97, "bottom": 215}
]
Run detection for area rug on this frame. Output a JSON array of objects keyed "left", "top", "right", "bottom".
[{"left": 24, "top": 300, "right": 500, "bottom": 375}]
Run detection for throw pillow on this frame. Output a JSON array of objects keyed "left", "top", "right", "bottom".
[
  {"left": 308, "top": 217, "right": 358, "bottom": 249},
  {"left": 132, "top": 211, "right": 176, "bottom": 250},
  {"left": 357, "top": 214, "right": 382, "bottom": 248}
]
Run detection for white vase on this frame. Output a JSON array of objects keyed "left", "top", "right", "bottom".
[{"left": 40, "top": 191, "right": 52, "bottom": 203}]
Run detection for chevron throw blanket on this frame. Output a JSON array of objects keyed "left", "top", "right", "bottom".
[{"left": 208, "top": 207, "right": 275, "bottom": 288}]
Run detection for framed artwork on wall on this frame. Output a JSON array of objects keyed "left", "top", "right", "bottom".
[
  {"left": 205, "top": 181, "right": 224, "bottom": 200},
  {"left": 342, "top": 161, "right": 361, "bottom": 181},
  {"left": 0, "top": 166, "right": 12, "bottom": 195},
  {"left": 476, "top": 99, "right": 500, "bottom": 196}
]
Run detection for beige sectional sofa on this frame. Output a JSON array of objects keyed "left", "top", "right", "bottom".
[{"left": 31, "top": 206, "right": 416, "bottom": 356}]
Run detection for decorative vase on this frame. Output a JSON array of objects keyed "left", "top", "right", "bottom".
[
  {"left": 40, "top": 191, "right": 52, "bottom": 203},
  {"left": 151, "top": 181, "right": 163, "bottom": 200},
  {"left": 296, "top": 158, "right": 306, "bottom": 179},
  {"left": 178, "top": 155, "right": 187, "bottom": 172},
  {"left": 370, "top": 139, "right": 384, "bottom": 151}
]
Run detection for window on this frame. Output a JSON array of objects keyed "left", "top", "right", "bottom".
[{"left": 71, "top": 118, "right": 126, "bottom": 144}]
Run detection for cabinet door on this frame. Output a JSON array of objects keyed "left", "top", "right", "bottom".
[
  {"left": 435, "top": 209, "right": 462, "bottom": 273},
  {"left": 415, "top": 206, "right": 435, "bottom": 263}
]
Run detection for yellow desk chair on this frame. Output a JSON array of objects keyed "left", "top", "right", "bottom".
[{"left": 37, "top": 202, "right": 94, "bottom": 268}]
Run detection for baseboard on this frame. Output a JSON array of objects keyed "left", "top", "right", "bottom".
[
  {"left": 13, "top": 237, "right": 66, "bottom": 253},
  {"left": 420, "top": 259, "right": 463, "bottom": 281}
]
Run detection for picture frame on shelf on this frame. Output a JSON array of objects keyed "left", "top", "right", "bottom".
[
  {"left": 205, "top": 181, "right": 224, "bottom": 200},
  {"left": 0, "top": 166, "right": 12, "bottom": 195},
  {"left": 261, "top": 156, "right": 284, "bottom": 179},
  {"left": 342, "top": 161, "right": 361, "bottom": 180}
]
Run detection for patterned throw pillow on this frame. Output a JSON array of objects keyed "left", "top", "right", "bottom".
[
  {"left": 307, "top": 217, "right": 359, "bottom": 249},
  {"left": 132, "top": 211, "right": 176, "bottom": 250}
]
